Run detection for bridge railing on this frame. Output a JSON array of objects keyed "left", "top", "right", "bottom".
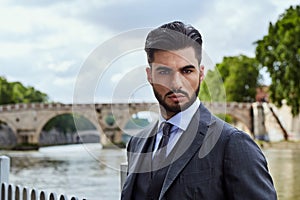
[
  {"left": 0, "top": 156, "right": 84, "bottom": 200},
  {"left": 0, "top": 102, "right": 159, "bottom": 112}
]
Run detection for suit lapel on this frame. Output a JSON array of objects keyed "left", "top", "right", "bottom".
[
  {"left": 159, "top": 104, "right": 214, "bottom": 199},
  {"left": 127, "top": 122, "right": 158, "bottom": 174},
  {"left": 123, "top": 122, "right": 158, "bottom": 199}
]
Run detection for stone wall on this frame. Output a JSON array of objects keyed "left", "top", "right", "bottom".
[{"left": 270, "top": 101, "right": 300, "bottom": 140}]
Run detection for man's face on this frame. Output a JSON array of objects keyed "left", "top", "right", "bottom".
[{"left": 146, "top": 47, "right": 204, "bottom": 119}]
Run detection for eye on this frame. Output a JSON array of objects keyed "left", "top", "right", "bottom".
[
  {"left": 182, "top": 69, "right": 193, "bottom": 74},
  {"left": 159, "top": 70, "right": 170, "bottom": 75},
  {"left": 157, "top": 67, "right": 172, "bottom": 75}
]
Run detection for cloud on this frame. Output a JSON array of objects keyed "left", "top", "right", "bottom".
[
  {"left": 5, "top": 0, "right": 63, "bottom": 7},
  {"left": 74, "top": 0, "right": 210, "bottom": 31},
  {"left": 0, "top": 0, "right": 298, "bottom": 103},
  {"left": 47, "top": 60, "right": 76, "bottom": 73},
  {"left": 195, "top": 0, "right": 297, "bottom": 63},
  {"left": 0, "top": 0, "right": 111, "bottom": 103}
]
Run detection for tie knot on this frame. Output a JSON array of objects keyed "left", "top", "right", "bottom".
[{"left": 162, "top": 122, "right": 172, "bottom": 137}]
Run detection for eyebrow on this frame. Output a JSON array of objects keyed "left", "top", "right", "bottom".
[
  {"left": 155, "top": 66, "right": 172, "bottom": 71},
  {"left": 181, "top": 65, "right": 196, "bottom": 70},
  {"left": 155, "top": 65, "right": 196, "bottom": 71}
]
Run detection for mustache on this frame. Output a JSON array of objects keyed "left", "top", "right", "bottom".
[{"left": 165, "top": 89, "right": 189, "bottom": 97}]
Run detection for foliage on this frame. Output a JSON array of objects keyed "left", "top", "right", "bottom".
[
  {"left": 105, "top": 114, "right": 115, "bottom": 126},
  {"left": 221, "top": 55, "right": 260, "bottom": 102},
  {"left": 200, "top": 55, "right": 259, "bottom": 102},
  {"left": 0, "top": 76, "right": 48, "bottom": 104},
  {"left": 216, "top": 114, "right": 234, "bottom": 124},
  {"left": 199, "top": 68, "right": 226, "bottom": 102},
  {"left": 255, "top": 5, "right": 300, "bottom": 116}
]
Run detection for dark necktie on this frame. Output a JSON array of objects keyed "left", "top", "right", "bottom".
[{"left": 152, "top": 122, "right": 173, "bottom": 170}]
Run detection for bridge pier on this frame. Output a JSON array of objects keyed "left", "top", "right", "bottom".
[
  {"left": 14, "top": 129, "right": 39, "bottom": 150},
  {"left": 100, "top": 128, "right": 124, "bottom": 148},
  {"left": 252, "top": 103, "right": 268, "bottom": 140}
]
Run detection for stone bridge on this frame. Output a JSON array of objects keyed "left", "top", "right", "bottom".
[{"left": 0, "top": 102, "right": 262, "bottom": 148}]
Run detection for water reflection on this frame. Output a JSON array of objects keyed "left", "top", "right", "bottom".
[
  {"left": 264, "top": 148, "right": 300, "bottom": 200},
  {"left": 1, "top": 144, "right": 127, "bottom": 200},
  {"left": 1, "top": 144, "right": 299, "bottom": 200}
]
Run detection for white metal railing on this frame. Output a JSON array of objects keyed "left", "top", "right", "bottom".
[
  {"left": 120, "top": 163, "right": 128, "bottom": 190},
  {"left": 0, "top": 156, "right": 84, "bottom": 200}
]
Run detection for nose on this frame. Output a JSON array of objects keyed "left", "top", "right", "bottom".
[{"left": 170, "top": 72, "right": 183, "bottom": 91}]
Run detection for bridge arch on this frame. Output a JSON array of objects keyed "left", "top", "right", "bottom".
[
  {"left": 107, "top": 103, "right": 159, "bottom": 131},
  {"left": 40, "top": 113, "right": 100, "bottom": 145},
  {"left": 226, "top": 110, "right": 252, "bottom": 133},
  {"left": 0, "top": 118, "right": 17, "bottom": 147},
  {"left": 224, "top": 114, "right": 252, "bottom": 135},
  {"left": 35, "top": 110, "right": 103, "bottom": 144},
  {"left": 202, "top": 102, "right": 253, "bottom": 135},
  {"left": 121, "top": 111, "right": 159, "bottom": 138},
  {"left": 0, "top": 117, "right": 17, "bottom": 136},
  {"left": 124, "top": 110, "right": 158, "bottom": 129}
]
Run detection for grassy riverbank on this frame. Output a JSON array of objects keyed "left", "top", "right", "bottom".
[{"left": 257, "top": 140, "right": 300, "bottom": 150}]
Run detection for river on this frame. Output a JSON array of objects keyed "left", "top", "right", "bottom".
[{"left": 1, "top": 143, "right": 299, "bottom": 200}]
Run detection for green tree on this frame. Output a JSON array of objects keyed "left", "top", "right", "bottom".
[
  {"left": 199, "top": 68, "right": 226, "bottom": 102},
  {"left": 221, "top": 55, "right": 260, "bottom": 102},
  {"left": 0, "top": 77, "right": 12, "bottom": 104},
  {"left": 200, "top": 55, "right": 259, "bottom": 102},
  {"left": 255, "top": 5, "right": 300, "bottom": 116},
  {"left": 0, "top": 76, "right": 48, "bottom": 104}
]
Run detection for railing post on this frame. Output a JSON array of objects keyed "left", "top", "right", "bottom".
[
  {"left": 0, "top": 155, "right": 85, "bottom": 200},
  {"left": 15, "top": 185, "right": 22, "bottom": 200},
  {"left": 0, "top": 156, "right": 10, "bottom": 183},
  {"left": 120, "top": 163, "right": 128, "bottom": 190},
  {"left": 8, "top": 184, "right": 15, "bottom": 200}
]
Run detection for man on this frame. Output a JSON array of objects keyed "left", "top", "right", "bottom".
[{"left": 121, "top": 21, "right": 277, "bottom": 200}]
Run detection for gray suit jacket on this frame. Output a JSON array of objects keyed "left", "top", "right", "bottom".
[{"left": 121, "top": 103, "right": 277, "bottom": 200}]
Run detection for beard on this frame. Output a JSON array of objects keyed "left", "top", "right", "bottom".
[{"left": 153, "top": 85, "right": 200, "bottom": 114}]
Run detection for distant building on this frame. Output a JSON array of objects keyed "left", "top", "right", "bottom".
[{"left": 256, "top": 86, "right": 269, "bottom": 102}]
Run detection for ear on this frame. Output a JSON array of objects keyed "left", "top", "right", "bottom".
[
  {"left": 199, "top": 65, "right": 205, "bottom": 82},
  {"left": 146, "top": 67, "right": 153, "bottom": 84}
]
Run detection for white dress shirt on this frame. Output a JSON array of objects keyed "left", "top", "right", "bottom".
[{"left": 153, "top": 98, "right": 200, "bottom": 156}]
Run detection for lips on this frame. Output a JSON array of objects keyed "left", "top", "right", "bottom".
[{"left": 167, "top": 93, "right": 187, "bottom": 102}]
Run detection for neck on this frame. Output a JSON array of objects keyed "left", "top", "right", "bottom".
[{"left": 159, "top": 105, "right": 177, "bottom": 120}]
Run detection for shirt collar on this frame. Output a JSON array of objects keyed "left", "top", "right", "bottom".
[{"left": 158, "top": 98, "right": 200, "bottom": 131}]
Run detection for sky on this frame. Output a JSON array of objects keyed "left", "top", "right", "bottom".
[{"left": 0, "top": 0, "right": 299, "bottom": 104}]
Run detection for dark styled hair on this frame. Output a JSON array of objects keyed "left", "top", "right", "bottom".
[{"left": 145, "top": 21, "right": 203, "bottom": 65}]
